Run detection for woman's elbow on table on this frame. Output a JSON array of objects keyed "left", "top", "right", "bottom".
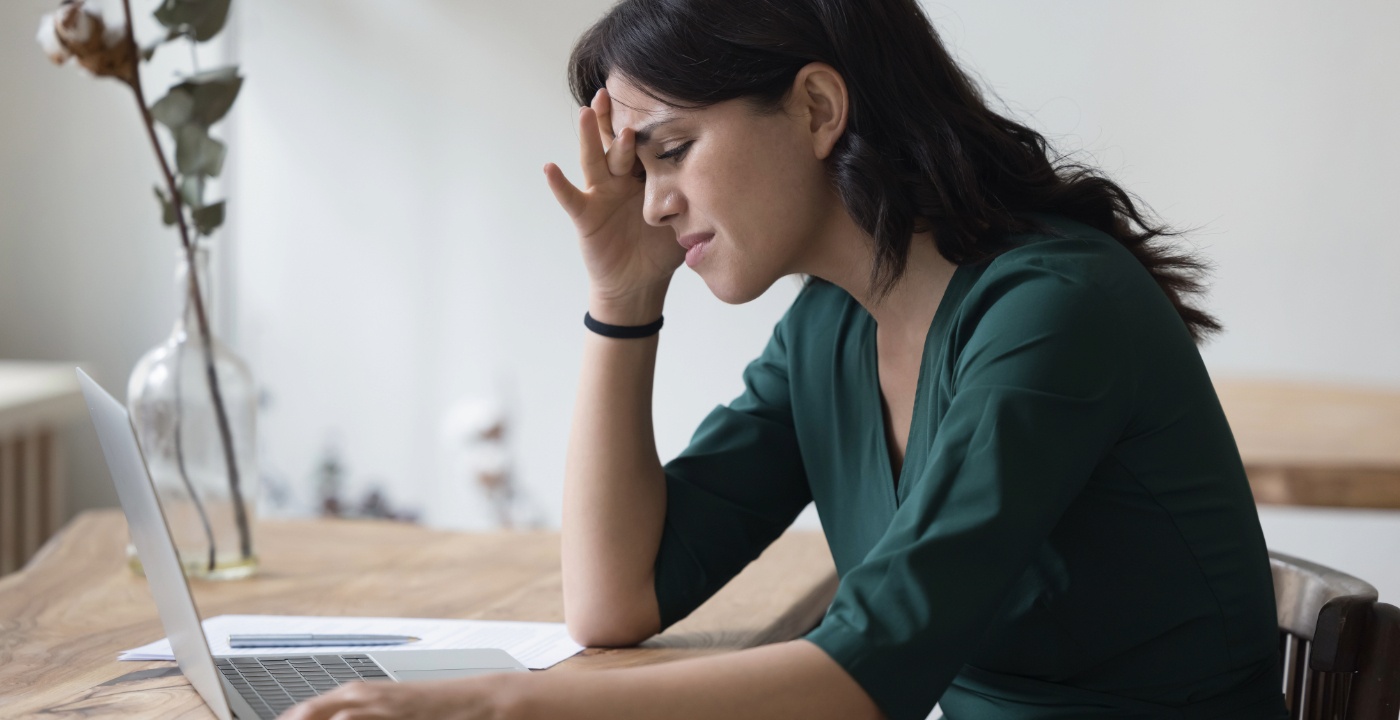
[{"left": 564, "top": 585, "right": 663, "bottom": 648}]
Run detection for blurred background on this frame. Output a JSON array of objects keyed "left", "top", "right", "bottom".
[{"left": 2, "top": 0, "right": 1397, "bottom": 599}]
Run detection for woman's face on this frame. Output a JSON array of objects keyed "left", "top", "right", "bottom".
[{"left": 604, "top": 70, "right": 845, "bottom": 304}]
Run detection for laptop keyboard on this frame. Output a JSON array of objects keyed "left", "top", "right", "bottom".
[{"left": 215, "top": 653, "right": 390, "bottom": 719}]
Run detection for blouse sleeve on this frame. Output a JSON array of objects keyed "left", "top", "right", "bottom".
[
  {"left": 652, "top": 307, "right": 813, "bottom": 632},
  {"left": 802, "top": 266, "right": 1138, "bottom": 720}
]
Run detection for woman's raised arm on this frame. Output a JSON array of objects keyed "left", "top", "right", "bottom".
[
  {"left": 546, "top": 88, "right": 686, "bottom": 646},
  {"left": 560, "top": 301, "right": 669, "bottom": 647}
]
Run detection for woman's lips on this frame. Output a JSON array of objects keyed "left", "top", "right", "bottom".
[{"left": 678, "top": 232, "right": 714, "bottom": 269}]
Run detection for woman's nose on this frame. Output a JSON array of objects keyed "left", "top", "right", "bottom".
[{"left": 642, "top": 180, "right": 683, "bottom": 227}]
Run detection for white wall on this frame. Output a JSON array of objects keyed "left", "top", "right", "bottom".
[
  {"left": 0, "top": 0, "right": 232, "bottom": 513},
  {"left": 3, "top": 2, "right": 1397, "bottom": 599},
  {"left": 227, "top": 0, "right": 803, "bottom": 527},
  {"left": 931, "top": 1, "right": 1400, "bottom": 385}
]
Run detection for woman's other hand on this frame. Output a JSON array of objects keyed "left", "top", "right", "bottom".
[
  {"left": 276, "top": 673, "right": 524, "bottom": 720},
  {"left": 544, "top": 88, "right": 684, "bottom": 320}
]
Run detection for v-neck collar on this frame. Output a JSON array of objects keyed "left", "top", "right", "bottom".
[{"left": 863, "top": 261, "right": 974, "bottom": 510}]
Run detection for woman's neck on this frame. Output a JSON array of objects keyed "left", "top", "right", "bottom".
[{"left": 804, "top": 212, "right": 958, "bottom": 357}]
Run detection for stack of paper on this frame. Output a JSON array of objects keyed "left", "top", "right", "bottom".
[{"left": 119, "top": 614, "right": 585, "bottom": 671}]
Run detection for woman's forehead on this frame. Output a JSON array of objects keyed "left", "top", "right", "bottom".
[
  {"left": 605, "top": 77, "right": 690, "bottom": 138},
  {"left": 605, "top": 77, "right": 671, "bottom": 116}
]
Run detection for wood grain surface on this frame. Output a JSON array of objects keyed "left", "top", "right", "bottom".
[
  {"left": 0, "top": 510, "right": 838, "bottom": 718},
  {"left": 1216, "top": 379, "right": 1400, "bottom": 509}
]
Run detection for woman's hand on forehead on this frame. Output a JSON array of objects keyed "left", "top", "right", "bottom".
[
  {"left": 593, "top": 87, "right": 617, "bottom": 154},
  {"left": 541, "top": 80, "right": 686, "bottom": 301}
]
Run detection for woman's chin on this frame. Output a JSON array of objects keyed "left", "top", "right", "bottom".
[{"left": 701, "top": 269, "right": 771, "bottom": 306}]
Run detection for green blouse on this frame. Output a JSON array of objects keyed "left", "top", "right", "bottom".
[{"left": 651, "top": 213, "right": 1287, "bottom": 720}]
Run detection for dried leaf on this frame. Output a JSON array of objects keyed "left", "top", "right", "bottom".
[
  {"left": 175, "top": 124, "right": 226, "bottom": 178},
  {"left": 179, "top": 174, "right": 204, "bottom": 208},
  {"left": 153, "top": 0, "right": 231, "bottom": 43},
  {"left": 185, "top": 65, "right": 239, "bottom": 84},
  {"left": 150, "top": 87, "right": 194, "bottom": 129},
  {"left": 153, "top": 186, "right": 177, "bottom": 226},
  {"left": 192, "top": 200, "right": 225, "bottom": 236},
  {"left": 151, "top": 66, "right": 241, "bottom": 131},
  {"left": 186, "top": 67, "right": 242, "bottom": 126}
]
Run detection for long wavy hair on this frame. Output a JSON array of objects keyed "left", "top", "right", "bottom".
[{"left": 568, "top": 0, "right": 1222, "bottom": 343}]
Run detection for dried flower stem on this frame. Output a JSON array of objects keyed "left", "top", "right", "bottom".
[
  {"left": 173, "top": 331, "right": 218, "bottom": 571},
  {"left": 119, "top": 0, "right": 253, "bottom": 562}
]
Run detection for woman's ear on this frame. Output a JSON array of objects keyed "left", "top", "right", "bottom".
[{"left": 791, "top": 62, "right": 849, "bottom": 161}]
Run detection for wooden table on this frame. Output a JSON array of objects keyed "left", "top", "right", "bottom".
[
  {"left": 1216, "top": 379, "right": 1400, "bottom": 510},
  {"left": 0, "top": 510, "right": 838, "bottom": 718}
]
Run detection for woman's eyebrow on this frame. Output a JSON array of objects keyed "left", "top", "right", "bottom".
[{"left": 616, "top": 118, "right": 677, "bottom": 147}]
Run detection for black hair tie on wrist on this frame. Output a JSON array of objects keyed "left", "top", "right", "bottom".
[{"left": 584, "top": 311, "right": 664, "bottom": 339}]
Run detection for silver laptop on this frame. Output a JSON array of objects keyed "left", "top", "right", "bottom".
[{"left": 77, "top": 369, "right": 527, "bottom": 720}]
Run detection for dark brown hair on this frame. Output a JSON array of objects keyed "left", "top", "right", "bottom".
[{"left": 568, "top": 0, "right": 1221, "bottom": 343}]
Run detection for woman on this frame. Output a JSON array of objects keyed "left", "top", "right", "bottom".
[{"left": 285, "top": 0, "right": 1287, "bottom": 718}]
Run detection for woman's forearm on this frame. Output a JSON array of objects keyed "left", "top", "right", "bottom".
[
  {"left": 505, "top": 639, "right": 884, "bottom": 720},
  {"left": 560, "top": 285, "right": 672, "bottom": 646}
]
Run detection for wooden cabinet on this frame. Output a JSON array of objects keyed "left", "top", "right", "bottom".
[
  {"left": 0, "top": 361, "right": 83, "bottom": 576},
  {"left": 1216, "top": 378, "right": 1400, "bottom": 509}
]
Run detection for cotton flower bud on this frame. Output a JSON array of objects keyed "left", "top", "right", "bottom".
[
  {"left": 35, "top": 13, "right": 72, "bottom": 64},
  {"left": 36, "top": 0, "right": 136, "bottom": 85}
]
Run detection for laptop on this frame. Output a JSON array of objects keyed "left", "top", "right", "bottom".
[{"left": 77, "top": 369, "right": 528, "bottom": 720}]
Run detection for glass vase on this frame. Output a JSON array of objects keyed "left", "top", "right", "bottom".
[{"left": 127, "top": 241, "right": 259, "bottom": 580}]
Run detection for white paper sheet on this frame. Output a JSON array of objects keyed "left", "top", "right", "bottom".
[{"left": 118, "top": 614, "right": 584, "bottom": 670}]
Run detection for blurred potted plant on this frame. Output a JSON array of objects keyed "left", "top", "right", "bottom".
[{"left": 38, "top": 0, "right": 258, "bottom": 579}]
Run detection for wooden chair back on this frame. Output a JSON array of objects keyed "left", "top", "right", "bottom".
[{"left": 1271, "top": 550, "right": 1400, "bottom": 719}]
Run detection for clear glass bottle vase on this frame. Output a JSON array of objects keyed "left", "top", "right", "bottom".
[{"left": 127, "top": 241, "right": 259, "bottom": 580}]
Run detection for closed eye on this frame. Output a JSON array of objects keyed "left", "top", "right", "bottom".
[
  {"left": 633, "top": 140, "right": 694, "bottom": 180},
  {"left": 655, "top": 140, "right": 694, "bottom": 162}
]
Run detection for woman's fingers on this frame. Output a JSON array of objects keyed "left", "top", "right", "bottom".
[
  {"left": 551, "top": 94, "right": 634, "bottom": 221},
  {"left": 276, "top": 687, "right": 359, "bottom": 719},
  {"left": 592, "top": 87, "right": 614, "bottom": 153},
  {"left": 542, "top": 163, "right": 585, "bottom": 219},
  {"left": 605, "top": 127, "right": 635, "bottom": 178},
  {"left": 577, "top": 106, "right": 611, "bottom": 188}
]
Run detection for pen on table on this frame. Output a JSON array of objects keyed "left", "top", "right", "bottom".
[{"left": 228, "top": 634, "right": 422, "bottom": 648}]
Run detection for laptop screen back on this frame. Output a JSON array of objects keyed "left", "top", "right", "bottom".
[{"left": 77, "top": 369, "right": 234, "bottom": 720}]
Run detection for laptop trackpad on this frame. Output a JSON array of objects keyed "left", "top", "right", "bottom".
[
  {"left": 394, "top": 668, "right": 519, "bottom": 682},
  {"left": 373, "top": 648, "right": 527, "bottom": 681}
]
